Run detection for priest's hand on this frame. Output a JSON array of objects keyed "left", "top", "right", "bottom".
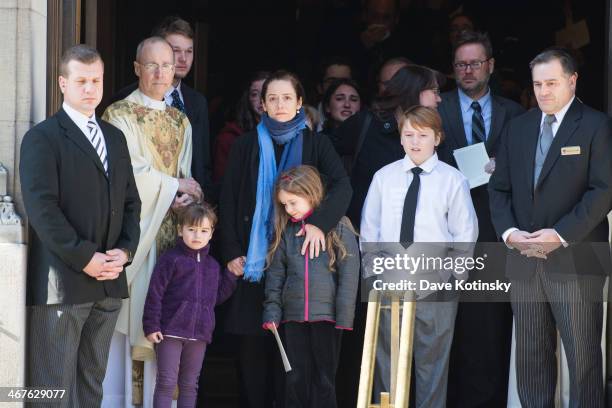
[
  {"left": 172, "top": 193, "right": 194, "bottom": 210},
  {"left": 178, "top": 177, "right": 203, "bottom": 201}
]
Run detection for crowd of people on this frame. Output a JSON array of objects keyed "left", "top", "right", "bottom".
[{"left": 19, "top": 7, "right": 612, "bottom": 408}]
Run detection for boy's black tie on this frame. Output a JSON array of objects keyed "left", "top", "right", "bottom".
[{"left": 400, "top": 167, "right": 423, "bottom": 247}]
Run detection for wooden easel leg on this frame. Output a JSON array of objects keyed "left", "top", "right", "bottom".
[
  {"left": 358, "top": 294, "right": 382, "bottom": 408},
  {"left": 394, "top": 296, "right": 416, "bottom": 408}
]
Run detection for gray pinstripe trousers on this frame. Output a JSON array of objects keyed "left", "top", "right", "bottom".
[
  {"left": 27, "top": 297, "right": 122, "bottom": 408},
  {"left": 511, "top": 263, "right": 605, "bottom": 408}
]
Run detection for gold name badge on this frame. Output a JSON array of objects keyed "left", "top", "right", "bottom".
[{"left": 561, "top": 146, "right": 581, "bottom": 155}]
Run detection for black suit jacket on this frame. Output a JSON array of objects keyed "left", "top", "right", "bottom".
[
  {"left": 488, "top": 99, "right": 612, "bottom": 279},
  {"left": 20, "top": 109, "right": 141, "bottom": 305},
  {"left": 438, "top": 90, "right": 525, "bottom": 241},
  {"left": 111, "top": 82, "right": 214, "bottom": 201}
]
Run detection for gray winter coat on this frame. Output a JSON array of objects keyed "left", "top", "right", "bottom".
[{"left": 263, "top": 217, "right": 359, "bottom": 329}]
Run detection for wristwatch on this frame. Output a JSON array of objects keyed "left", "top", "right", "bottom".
[{"left": 121, "top": 248, "right": 133, "bottom": 263}]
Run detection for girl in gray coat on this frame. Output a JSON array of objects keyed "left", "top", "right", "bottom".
[{"left": 263, "top": 165, "right": 359, "bottom": 408}]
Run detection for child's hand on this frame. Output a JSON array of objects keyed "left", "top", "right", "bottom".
[
  {"left": 262, "top": 322, "right": 278, "bottom": 331},
  {"left": 146, "top": 332, "right": 164, "bottom": 343},
  {"left": 228, "top": 256, "right": 246, "bottom": 277}
]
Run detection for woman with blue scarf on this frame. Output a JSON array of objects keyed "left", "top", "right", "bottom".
[{"left": 219, "top": 71, "right": 352, "bottom": 407}]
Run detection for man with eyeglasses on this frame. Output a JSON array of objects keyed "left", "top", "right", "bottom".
[
  {"left": 437, "top": 31, "right": 524, "bottom": 408},
  {"left": 112, "top": 17, "right": 214, "bottom": 204},
  {"left": 102, "top": 36, "right": 202, "bottom": 406}
]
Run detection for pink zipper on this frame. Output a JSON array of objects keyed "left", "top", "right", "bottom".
[{"left": 302, "top": 221, "right": 309, "bottom": 321}]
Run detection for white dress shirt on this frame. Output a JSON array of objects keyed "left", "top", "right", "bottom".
[
  {"left": 360, "top": 152, "right": 478, "bottom": 244},
  {"left": 62, "top": 101, "right": 108, "bottom": 158},
  {"left": 501, "top": 96, "right": 575, "bottom": 244}
]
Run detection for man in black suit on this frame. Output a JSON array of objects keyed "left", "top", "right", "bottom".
[
  {"left": 437, "top": 31, "right": 524, "bottom": 407},
  {"left": 20, "top": 45, "right": 141, "bottom": 407},
  {"left": 112, "top": 17, "right": 214, "bottom": 201},
  {"left": 489, "top": 48, "right": 612, "bottom": 407}
]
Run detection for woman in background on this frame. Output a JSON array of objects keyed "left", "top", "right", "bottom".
[
  {"left": 213, "top": 71, "right": 270, "bottom": 183},
  {"left": 321, "top": 78, "right": 363, "bottom": 133}
]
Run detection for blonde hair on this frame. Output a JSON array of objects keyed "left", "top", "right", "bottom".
[
  {"left": 398, "top": 105, "right": 445, "bottom": 144},
  {"left": 267, "top": 165, "right": 354, "bottom": 271}
]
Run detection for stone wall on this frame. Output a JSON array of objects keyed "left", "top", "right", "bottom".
[{"left": 0, "top": 1, "right": 46, "bottom": 406}]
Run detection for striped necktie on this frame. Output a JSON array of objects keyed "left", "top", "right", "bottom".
[
  {"left": 471, "top": 100, "right": 486, "bottom": 144},
  {"left": 86, "top": 120, "right": 108, "bottom": 173}
]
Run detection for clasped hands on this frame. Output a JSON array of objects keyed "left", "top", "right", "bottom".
[
  {"left": 83, "top": 248, "right": 129, "bottom": 280},
  {"left": 172, "top": 177, "right": 203, "bottom": 209},
  {"left": 507, "top": 229, "right": 563, "bottom": 259}
]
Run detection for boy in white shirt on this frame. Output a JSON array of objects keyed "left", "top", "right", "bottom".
[{"left": 361, "top": 106, "right": 478, "bottom": 407}]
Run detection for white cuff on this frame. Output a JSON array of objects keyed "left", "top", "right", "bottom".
[
  {"left": 502, "top": 227, "right": 519, "bottom": 248},
  {"left": 556, "top": 231, "right": 569, "bottom": 248}
]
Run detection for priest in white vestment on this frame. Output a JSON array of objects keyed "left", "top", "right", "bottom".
[{"left": 101, "top": 36, "right": 202, "bottom": 407}]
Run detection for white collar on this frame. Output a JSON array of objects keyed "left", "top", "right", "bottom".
[
  {"left": 62, "top": 102, "right": 97, "bottom": 128},
  {"left": 137, "top": 89, "right": 167, "bottom": 111},
  {"left": 402, "top": 152, "right": 439, "bottom": 174},
  {"left": 541, "top": 96, "right": 575, "bottom": 125}
]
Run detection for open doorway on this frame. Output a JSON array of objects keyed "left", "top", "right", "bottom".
[{"left": 74, "top": 0, "right": 607, "bottom": 406}]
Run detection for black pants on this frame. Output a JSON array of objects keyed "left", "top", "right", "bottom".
[
  {"left": 238, "top": 333, "right": 286, "bottom": 408},
  {"left": 284, "top": 322, "right": 342, "bottom": 408}
]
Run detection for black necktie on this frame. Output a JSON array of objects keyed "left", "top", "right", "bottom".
[
  {"left": 400, "top": 167, "right": 423, "bottom": 246},
  {"left": 471, "top": 100, "right": 486, "bottom": 144},
  {"left": 171, "top": 89, "right": 185, "bottom": 112}
]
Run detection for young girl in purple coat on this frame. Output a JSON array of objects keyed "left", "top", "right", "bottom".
[{"left": 143, "top": 202, "right": 241, "bottom": 407}]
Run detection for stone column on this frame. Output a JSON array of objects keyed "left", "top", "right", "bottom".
[
  {"left": 0, "top": 1, "right": 47, "bottom": 406},
  {"left": 0, "top": 0, "right": 47, "bottom": 214}
]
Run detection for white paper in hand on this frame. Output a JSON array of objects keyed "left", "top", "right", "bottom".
[
  {"left": 271, "top": 325, "right": 292, "bottom": 372},
  {"left": 452, "top": 142, "right": 491, "bottom": 189}
]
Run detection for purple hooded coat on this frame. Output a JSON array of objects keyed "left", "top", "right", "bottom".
[{"left": 143, "top": 238, "right": 237, "bottom": 343}]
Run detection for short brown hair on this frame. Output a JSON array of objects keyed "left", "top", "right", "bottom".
[
  {"left": 176, "top": 202, "right": 217, "bottom": 228},
  {"left": 453, "top": 31, "right": 493, "bottom": 60},
  {"left": 261, "top": 70, "right": 306, "bottom": 104},
  {"left": 59, "top": 44, "right": 102, "bottom": 77},
  {"left": 153, "top": 16, "right": 194, "bottom": 39},
  {"left": 398, "top": 105, "right": 445, "bottom": 143}
]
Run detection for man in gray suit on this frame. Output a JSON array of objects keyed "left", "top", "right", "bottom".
[
  {"left": 20, "top": 45, "right": 141, "bottom": 407},
  {"left": 437, "top": 31, "right": 524, "bottom": 407}
]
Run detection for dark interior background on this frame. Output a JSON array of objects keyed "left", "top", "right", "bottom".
[
  {"left": 84, "top": 0, "right": 607, "bottom": 405},
  {"left": 91, "top": 0, "right": 606, "bottom": 134}
]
